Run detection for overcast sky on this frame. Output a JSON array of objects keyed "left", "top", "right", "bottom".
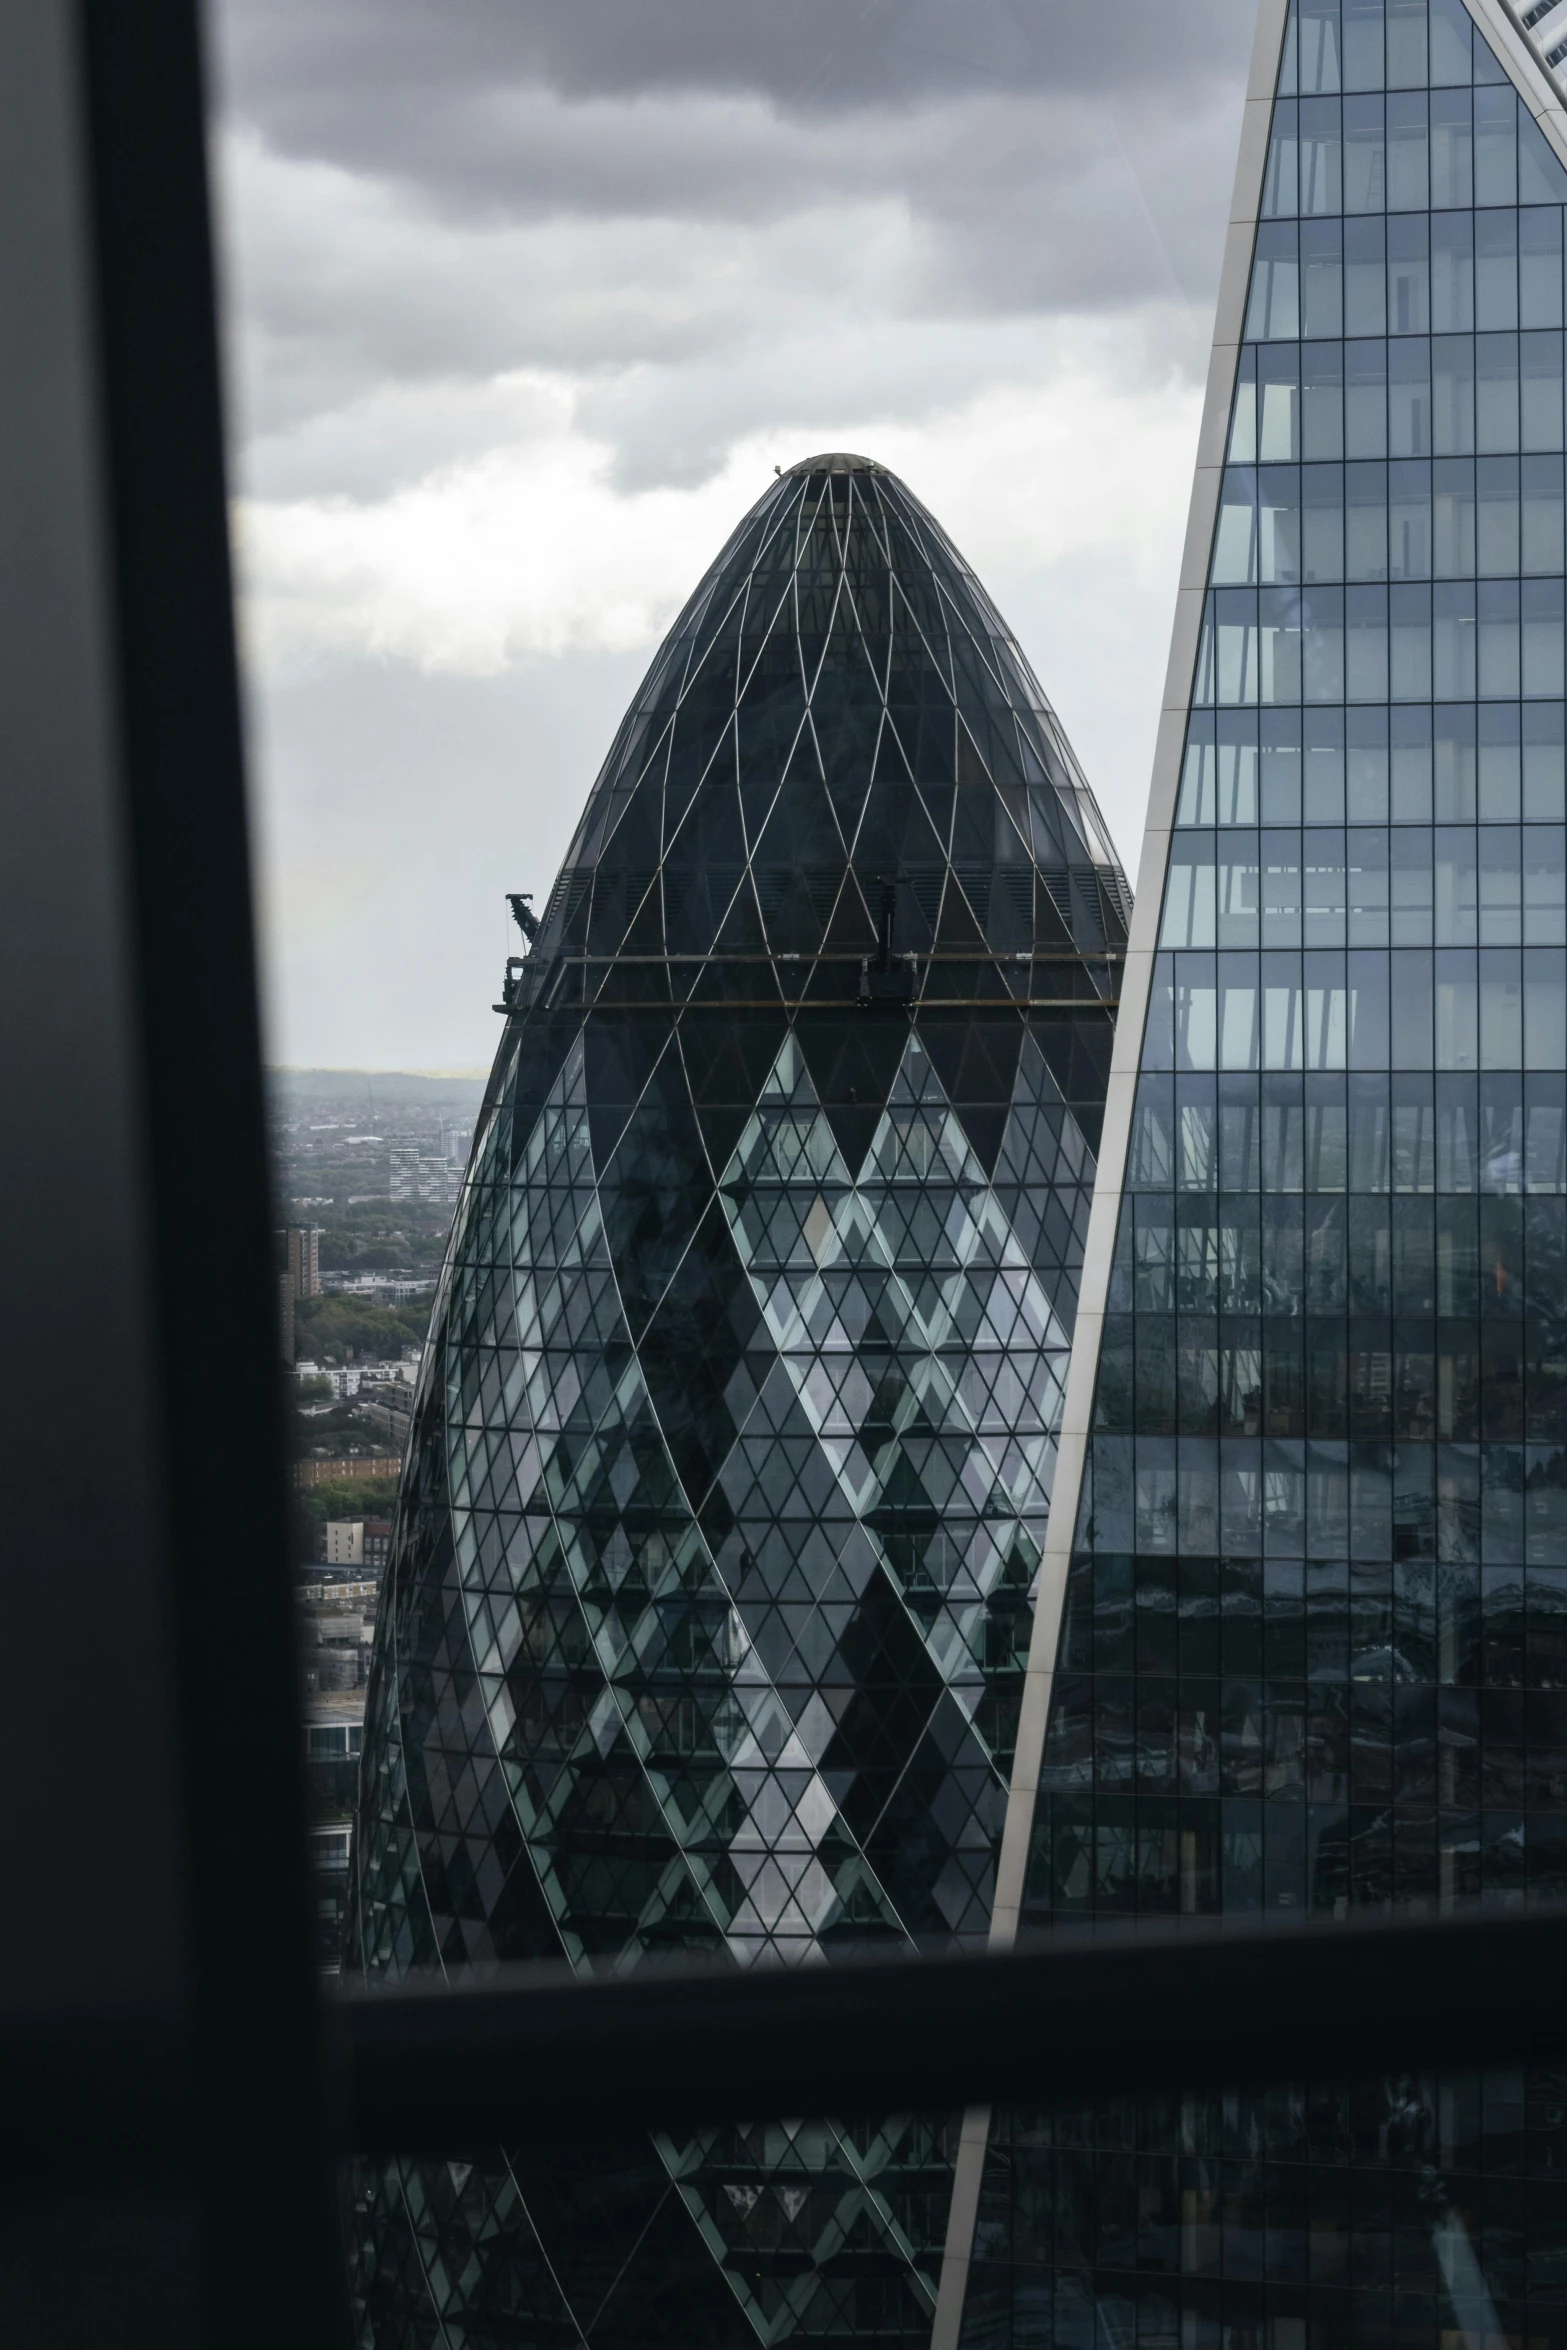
[{"left": 210, "top": 0, "right": 1255, "bottom": 1072}]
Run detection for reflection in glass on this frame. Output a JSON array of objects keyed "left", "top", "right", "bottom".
[
  {"left": 959, "top": 7, "right": 1567, "bottom": 2346},
  {"left": 343, "top": 455, "right": 1129, "bottom": 2344}
]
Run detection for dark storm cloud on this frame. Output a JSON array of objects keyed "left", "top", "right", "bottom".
[
  {"left": 215, "top": 0, "right": 1255, "bottom": 494},
  {"left": 219, "top": 0, "right": 1251, "bottom": 134},
  {"left": 213, "top": 0, "right": 1254, "bottom": 251}
]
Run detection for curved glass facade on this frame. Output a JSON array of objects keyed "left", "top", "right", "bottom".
[
  {"left": 346, "top": 454, "right": 1129, "bottom": 2344},
  {"left": 953, "top": 4, "right": 1567, "bottom": 2346}
]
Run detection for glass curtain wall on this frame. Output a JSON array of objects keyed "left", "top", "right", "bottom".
[
  {"left": 345, "top": 455, "right": 1129, "bottom": 2347},
  {"left": 955, "top": 2, "right": 1567, "bottom": 2345}
]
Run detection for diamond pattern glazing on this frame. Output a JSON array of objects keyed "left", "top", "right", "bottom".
[{"left": 345, "top": 455, "right": 1128, "bottom": 2346}]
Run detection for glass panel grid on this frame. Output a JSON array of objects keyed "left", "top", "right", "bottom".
[
  {"left": 962, "top": 6, "right": 1567, "bottom": 2346},
  {"left": 346, "top": 456, "right": 1129, "bottom": 2345}
]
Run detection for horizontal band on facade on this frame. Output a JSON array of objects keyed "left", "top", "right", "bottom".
[
  {"left": 520, "top": 952, "right": 1129, "bottom": 967},
  {"left": 498, "top": 998, "right": 1124, "bottom": 1015},
  {"left": 333, "top": 1903, "right": 1567, "bottom": 2154}
]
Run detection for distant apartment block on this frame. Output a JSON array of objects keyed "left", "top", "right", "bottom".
[
  {"left": 293, "top": 1454, "right": 400, "bottom": 1490},
  {"left": 389, "top": 1144, "right": 461, "bottom": 1207},
  {"left": 280, "top": 1223, "right": 324, "bottom": 1297},
  {"left": 322, "top": 1519, "right": 364, "bottom": 1566},
  {"left": 319, "top": 1516, "right": 393, "bottom": 1569}
]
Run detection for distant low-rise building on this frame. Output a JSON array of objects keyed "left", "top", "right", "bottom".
[
  {"left": 295, "top": 1362, "right": 364, "bottom": 1398},
  {"left": 390, "top": 1145, "right": 460, "bottom": 1208},
  {"left": 320, "top": 1272, "right": 430, "bottom": 1302},
  {"left": 296, "top": 1352, "right": 421, "bottom": 1403},
  {"left": 295, "top": 1574, "right": 379, "bottom": 1605},
  {"left": 357, "top": 1391, "right": 413, "bottom": 1450},
  {"left": 298, "top": 1578, "right": 376, "bottom": 1690},
  {"left": 321, "top": 1519, "right": 364, "bottom": 1566},
  {"left": 304, "top": 1644, "right": 359, "bottom": 1692},
  {"left": 317, "top": 1516, "right": 396, "bottom": 1572},
  {"left": 304, "top": 1687, "right": 364, "bottom": 1809},
  {"left": 293, "top": 1454, "right": 400, "bottom": 1489},
  {"left": 310, "top": 1823, "right": 353, "bottom": 1972},
  {"left": 304, "top": 1687, "right": 366, "bottom": 1973}
]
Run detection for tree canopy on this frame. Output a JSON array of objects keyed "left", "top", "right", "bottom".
[{"left": 294, "top": 1291, "right": 430, "bottom": 1363}]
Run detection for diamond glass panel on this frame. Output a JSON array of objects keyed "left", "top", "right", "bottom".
[{"left": 346, "top": 454, "right": 1129, "bottom": 2346}]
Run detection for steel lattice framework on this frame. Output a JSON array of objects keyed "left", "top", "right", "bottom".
[{"left": 346, "top": 453, "right": 1128, "bottom": 2345}]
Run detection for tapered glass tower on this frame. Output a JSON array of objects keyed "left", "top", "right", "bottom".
[
  {"left": 942, "top": 5, "right": 1567, "bottom": 2346},
  {"left": 346, "top": 454, "right": 1129, "bottom": 2344}
]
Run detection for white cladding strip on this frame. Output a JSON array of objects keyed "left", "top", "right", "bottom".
[
  {"left": 925, "top": 3, "right": 1292, "bottom": 2343},
  {"left": 1488, "top": 0, "right": 1567, "bottom": 153},
  {"left": 1501, "top": 0, "right": 1567, "bottom": 96}
]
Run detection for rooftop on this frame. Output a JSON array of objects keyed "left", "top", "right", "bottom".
[
  {"left": 304, "top": 1688, "right": 367, "bottom": 1726},
  {"left": 781, "top": 450, "right": 887, "bottom": 476}
]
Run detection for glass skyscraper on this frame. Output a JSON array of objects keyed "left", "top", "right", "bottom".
[
  {"left": 346, "top": 454, "right": 1130, "bottom": 2344},
  {"left": 943, "top": 3, "right": 1567, "bottom": 2345}
]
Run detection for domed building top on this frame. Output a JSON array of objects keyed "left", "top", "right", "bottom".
[
  {"left": 349, "top": 454, "right": 1130, "bottom": 2345},
  {"left": 782, "top": 450, "right": 887, "bottom": 474},
  {"left": 519, "top": 456, "right": 1126, "bottom": 1038}
]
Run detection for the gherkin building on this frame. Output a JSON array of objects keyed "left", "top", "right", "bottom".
[{"left": 345, "top": 452, "right": 1129, "bottom": 2346}]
